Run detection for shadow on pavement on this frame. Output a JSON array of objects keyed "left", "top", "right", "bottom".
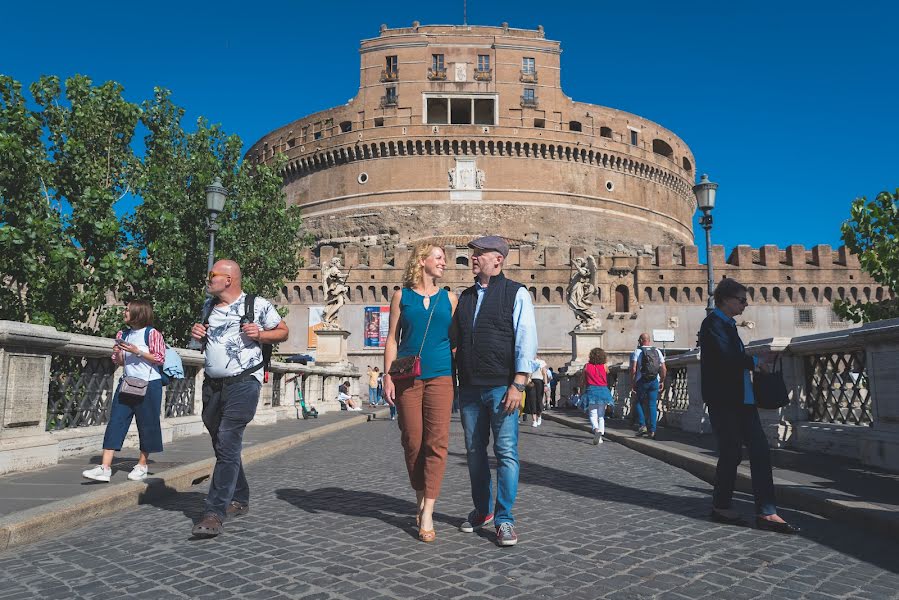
[
  {"left": 519, "top": 457, "right": 899, "bottom": 572},
  {"left": 275, "top": 487, "right": 458, "bottom": 538}
]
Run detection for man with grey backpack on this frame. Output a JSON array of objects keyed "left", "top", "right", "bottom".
[{"left": 629, "top": 333, "right": 667, "bottom": 440}]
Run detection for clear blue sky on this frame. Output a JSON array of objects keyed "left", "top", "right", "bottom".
[{"left": 3, "top": 1, "right": 896, "bottom": 258}]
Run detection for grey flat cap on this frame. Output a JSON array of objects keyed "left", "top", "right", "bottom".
[{"left": 468, "top": 235, "right": 509, "bottom": 257}]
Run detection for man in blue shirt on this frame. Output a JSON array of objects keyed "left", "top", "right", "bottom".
[{"left": 453, "top": 236, "right": 538, "bottom": 547}]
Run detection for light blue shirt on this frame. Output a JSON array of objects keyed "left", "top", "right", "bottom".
[
  {"left": 713, "top": 308, "right": 757, "bottom": 405},
  {"left": 473, "top": 281, "right": 539, "bottom": 375}
]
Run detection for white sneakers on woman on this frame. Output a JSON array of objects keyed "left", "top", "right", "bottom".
[
  {"left": 127, "top": 464, "right": 149, "bottom": 481},
  {"left": 82, "top": 465, "right": 111, "bottom": 482},
  {"left": 82, "top": 464, "right": 148, "bottom": 482}
]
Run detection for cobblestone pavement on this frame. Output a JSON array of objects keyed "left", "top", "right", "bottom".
[{"left": 1, "top": 417, "right": 897, "bottom": 599}]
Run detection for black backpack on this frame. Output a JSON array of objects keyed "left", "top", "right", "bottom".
[
  {"left": 202, "top": 294, "right": 272, "bottom": 372},
  {"left": 639, "top": 347, "right": 662, "bottom": 379}
]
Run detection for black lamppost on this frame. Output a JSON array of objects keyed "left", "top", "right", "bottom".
[
  {"left": 205, "top": 177, "right": 227, "bottom": 273},
  {"left": 694, "top": 174, "right": 718, "bottom": 314}
]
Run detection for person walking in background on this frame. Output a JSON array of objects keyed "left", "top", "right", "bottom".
[
  {"left": 367, "top": 366, "right": 380, "bottom": 407},
  {"left": 453, "top": 235, "right": 537, "bottom": 547},
  {"left": 547, "top": 367, "right": 558, "bottom": 408},
  {"left": 529, "top": 357, "right": 548, "bottom": 423},
  {"left": 700, "top": 278, "right": 800, "bottom": 534},
  {"left": 383, "top": 242, "right": 457, "bottom": 543},
  {"left": 189, "top": 259, "right": 289, "bottom": 538},
  {"left": 578, "top": 348, "right": 614, "bottom": 445},
  {"left": 82, "top": 299, "right": 166, "bottom": 483},
  {"left": 629, "top": 333, "right": 666, "bottom": 440}
]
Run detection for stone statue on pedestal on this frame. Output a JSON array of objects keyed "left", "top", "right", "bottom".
[
  {"left": 567, "top": 255, "right": 601, "bottom": 330},
  {"left": 322, "top": 257, "right": 350, "bottom": 329}
]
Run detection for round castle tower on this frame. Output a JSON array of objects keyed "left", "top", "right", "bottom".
[{"left": 247, "top": 23, "right": 696, "bottom": 254}]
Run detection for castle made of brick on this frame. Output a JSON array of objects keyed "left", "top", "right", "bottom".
[{"left": 247, "top": 23, "right": 892, "bottom": 370}]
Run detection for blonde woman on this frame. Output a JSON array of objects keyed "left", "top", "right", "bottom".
[{"left": 383, "top": 243, "right": 457, "bottom": 542}]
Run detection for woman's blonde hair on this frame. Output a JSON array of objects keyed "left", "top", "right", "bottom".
[{"left": 402, "top": 242, "right": 440, "bottom": 288}]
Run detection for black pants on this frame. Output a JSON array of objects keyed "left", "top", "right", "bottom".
[
  {"left": 708, "top": 403, "right": 777, "bottom": 516},
  {"left": 202, "top": 377, "right": 261, "bottom": 518}
]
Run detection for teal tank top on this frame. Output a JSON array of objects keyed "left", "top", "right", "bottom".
[{"left": 397, "top": 287, "right": 453, "bottom": 380}]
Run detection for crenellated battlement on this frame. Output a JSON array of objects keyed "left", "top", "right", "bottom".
[{"left": 279, "top": 243, "right": 892, "bottom": 309}]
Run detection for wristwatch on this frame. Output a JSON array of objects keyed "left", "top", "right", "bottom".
[{"left": 511, "top": 382, "right": 526, "bottom": 392}]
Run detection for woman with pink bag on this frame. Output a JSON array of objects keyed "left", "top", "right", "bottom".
[{"left": 383, "top": 242, "right": 457, "bottom": 542}]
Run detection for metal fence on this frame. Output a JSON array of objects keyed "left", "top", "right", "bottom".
[
  {"left": 164, "top": 366, "right": 198, "bottom": 418},
  {"left": 47, "top": 355, "right": 116, "bottom": 431},
  {"left": 804, "top": 351, "right": 871, "bottom": 426}
]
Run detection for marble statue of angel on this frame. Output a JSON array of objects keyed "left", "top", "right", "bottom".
[
  {"left": 322, "top": 257, "right": 350, "bottom": 328},
  {"left": 567, "top": 255, "right": 600, "bottom": 329}
]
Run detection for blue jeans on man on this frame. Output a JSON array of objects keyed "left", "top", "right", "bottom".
[
  {"left": 459, "top": 385, "right": 520, "bottom": 526},
  {"left": 201, "top": 377, "right": 261, "bottom": 519},
  {"left": 634, "top": 378, "right": 659, "bottom": 433},
  {"left": 368, "top": 387, "right": 379, "bottom": 405}
]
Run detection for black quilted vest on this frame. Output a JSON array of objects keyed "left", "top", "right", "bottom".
[{"left": 454, "top": 272, "right": 524, "bottom": 387}]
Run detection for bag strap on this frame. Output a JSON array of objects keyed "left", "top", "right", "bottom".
[
  {"left": 416, "top": 290, "right": 441, "bottom": 358},
  {"left": 244, "top": 294, "right": 256, "bottom": 324}
]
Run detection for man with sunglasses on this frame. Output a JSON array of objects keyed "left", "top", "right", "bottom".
[
  {"left": 699, "top": 278, "right": 800, "bottom": 534},
  {"left": 189, "top": 260, "right": 289, "bottom": 538}
]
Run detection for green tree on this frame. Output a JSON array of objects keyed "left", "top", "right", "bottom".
[
  {"left": 125, "top": 89, "right": 306, "bottom": 345},
  {"left": 835, "top": 189, "right": 899, "bottom": 322},
  {"left": 2, "top": 77, "right": 307, "bottom": 342}
]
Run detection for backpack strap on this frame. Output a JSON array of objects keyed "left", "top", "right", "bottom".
[
  {"left": 201, "top": 298, "right": 217, "bottom": 326},
  {"left": 243, "top": 294, "right": 256, "bottom": 324}
]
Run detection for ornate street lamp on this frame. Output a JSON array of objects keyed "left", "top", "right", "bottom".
[
  {"left": 694, "top": 174, "right": 718, "bottom": 314},
  {"left": 205, "top": 177, "right": 228, "bottom": 273}
]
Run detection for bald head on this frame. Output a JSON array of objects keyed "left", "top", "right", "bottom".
[
  {"left": 639, "top": 332, "right": 650, "bottom": 346},
  {"left": 212, "top": 260, "right": 242, "bottom": 286}
]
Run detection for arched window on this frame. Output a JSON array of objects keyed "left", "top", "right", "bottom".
[
  {"left": 643, "top": 287, "right": 653, "bottom": 301},
  {"left": 293, "top": 285, "right": 301, "bottom": 302},
  {"left": 569, "top": 120, "right": 582, "bottom": 132},
  {"left": 652, "top": 139, "right": 674, "bottom": 159},
  {"left": 824, "top": 287, "right": 832, "bottom": 301},
  {"left": 682, "top": 157, "right": 693, "bottom": 171},
  {"left": 600, "top": 126, "right": 612, "bottom": 138},
  {"left": 381, "top": 286, "right": 390, "bottom": 302},
  {"left": 368, "top": 285, "right": 377, "bottom": 302},
  {"left": 456, "top": 255, "right": 469, "bottom": 266},
  {"left": 695, "top": 287, "right": 704, "bottom": 301},
  {"left": 555, "top": 286, "right": 565, "bottom": 302},
  {"left": 339, "top": 121, "right": 352, "bottom": 133},
  {"left": 541, "top": 287, "right": 551, "bottom": 303},
  {"left": 306, "top": 285, "right": 315, "bottom": 302},
  {"left": 615, "top": 285, "right": 630, "bottom": 313}
]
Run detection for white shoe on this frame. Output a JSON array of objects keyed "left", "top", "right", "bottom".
[
  {"left": 531, "top": 420, "right": 538, "bottom": 427},
  {"left": 82, "top": 465, "right": 111, "bottom": 482},
  {"left": 536, "top": 417, "right": 542, "bottom": 426},
  {"left": 128, "top": 464, "right": 148, "bottom": 481}
]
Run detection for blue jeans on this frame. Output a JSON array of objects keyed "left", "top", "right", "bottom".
[
  {"left": 103, "top": 378, "right": 164, "bottom": 453},
  {"left": 369, "top": 387, "right": 378, "bottom": 405},
  {"left": 201, "top": 377, "right": 260, "bottom": 519},
  {"left": 634, "top": 379, "right": 659, "bottom": 432},
  {"left": 459, "top": 385, "right": 520, "bottom": 526},
  {"left": 708, "top": 403, "right": 777, "bottom": 516}
]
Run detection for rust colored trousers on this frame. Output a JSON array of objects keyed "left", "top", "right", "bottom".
[{"left": 394, "top": 376, "right": 454, "bottom": 498}]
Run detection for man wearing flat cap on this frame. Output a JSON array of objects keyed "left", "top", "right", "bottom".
[{"left": 453, "top": 235, "right": 538, "bottom": 547}]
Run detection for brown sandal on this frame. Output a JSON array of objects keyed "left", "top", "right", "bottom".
[{"left": 418, "top": 528, "right": 436, "bottom": 543}]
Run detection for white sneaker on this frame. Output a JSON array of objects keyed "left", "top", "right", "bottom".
[
  {"left": 82, "top": 465, "right": 111, "bottom": 482},
  {"left": 536, "top": 417, "right": 543, "bottom": 426},
  {"left": 128, "top": 464, "right": 148, "bottom": 481}
]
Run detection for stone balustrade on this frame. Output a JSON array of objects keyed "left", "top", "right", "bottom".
[
  {"left": 603, "top": 318, "right": 899, "bottom": 472},
  {"left": 0, "top": 320, "right": 361, "bottom": 475}
]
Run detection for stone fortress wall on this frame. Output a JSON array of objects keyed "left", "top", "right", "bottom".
[
  {"left": 246, "top": 23, "right": 696, "bottom": 254},
  {"left": 244, "top": 21, "right": 894, "bottom": 371},
  {"left": 275, "top": 242, "right": 893, "bottom": 371}
]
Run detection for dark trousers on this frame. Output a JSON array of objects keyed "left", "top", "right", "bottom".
[
  {"left": 202, "top": 377, "right": 261, "bottom": 519},
  {"left": 103, "top": 378, "right": 164, "bottom": 453},
  {"left": 708, "top": 403, "right": 777, "bottom": 516},
  {"left": 550, "top": 383, "right": 557, "bottom": 407}
]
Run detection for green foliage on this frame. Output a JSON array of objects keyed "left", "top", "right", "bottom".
[
  {"left": 834, "top": 189, "right": 899, "bottom": 322},
  {"left": 1, "top": 77, "right": 308, "bottom": 343}
]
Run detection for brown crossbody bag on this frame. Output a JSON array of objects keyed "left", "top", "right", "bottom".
[{"left": 388, "top": 292, "right": 439, "bottom": 381}]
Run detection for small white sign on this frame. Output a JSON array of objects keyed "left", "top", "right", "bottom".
[{"left": 652, "top": 329, "right": 675, "bottom": 343}]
